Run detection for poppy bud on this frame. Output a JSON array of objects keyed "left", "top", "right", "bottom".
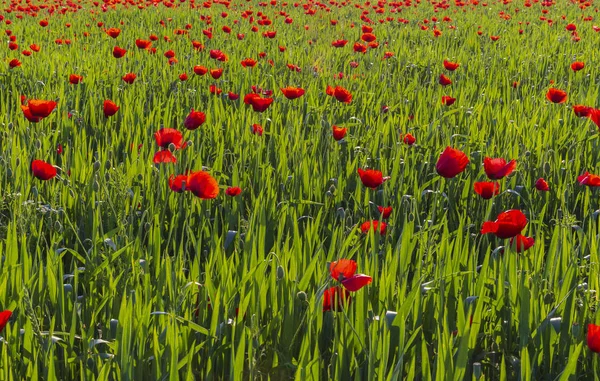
[
  {"left": 31, "top": 186, "right": 38, "bottom": 198},
  {"left": 144, "top": 222, "right": 151, "bottom": 231},
  {"left": 326, "top": 190, "right": 333, "bottom": 197},
  {"left": 93, "top": 180, "right": 99, "bottom": 191},
  {"left": 93, "top": 161, "right": 101, "bottom": 171},
  {"left": 168, "top": 143, "right": 176, "bottom": 152},
  {"left": 7, "top": 122, "right": 12, "bottom": 130},
  {"left": 544, "top": 292, "right": 555, "bottom": 304},
  {"left": 276, "top": 265, "right": 284, "bottom": 280},
  {"left": 69, "top": 189, "right": 75, "bottom": 198},
  {"left": 104, "top": 160, "right": 111, "bottom": 170},
  {"left": 35, "top": 139, "right": 41, "bottom": 149},
  {"left": 186, "top": 140, "right": 193, "bottom": 147},
  {"left": 336, "top": 207, "right": 345, "bottom": 220},
  {"left": 297, "top": 291, "right": 307, "bottom": 301},
  {"left": 473, "top": 363, "right": 482, "bottom": 380},
  {"left": 329, "top": 184, "right": 336, "bottom": 193},
  {"left": 54, "top": 220, "right": 63, "bottom": 232}
]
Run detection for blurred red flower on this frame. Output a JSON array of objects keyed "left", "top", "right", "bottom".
[
  {"left": 187, "top": 171, "right": 219, "bottom": 199},
  {"left": 332, "top": 125, "right": 347, "bottom": 141},
  {"left": 474, "top": 181, "right": 500, "bottom": 199},
  {"left": 31, "top": 159, "right": 57, "bottom": 180},
  {"left": 436, "top": 147, "right": 469, "bottom": 178},
  {"left": 481, "top": 209, "right": 528, "bottom": 239},
  {"left": 103, "top": 100, "right": 119, "bottom": 117},
  {"left": 578, "top": 172, "right": 600, "bottom": 187},
  {"left": 483, "top": 157, "right": 516, "bottom": 180},
  {"left": 225, "top": 187, "right": 242, "bottom": 196},
  {"left": 546, "top": 88, "right": 567, "bottom": 103}
]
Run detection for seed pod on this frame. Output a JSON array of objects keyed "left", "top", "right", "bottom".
[
  {"left": 93, "top": 161, "right": 101, "bottom": 171},
  {"left": 276, "top": 265, "right": 284, "bottom": 280},
  {"left": 296, "top": 291, "right": 307, "bottom": 301}
]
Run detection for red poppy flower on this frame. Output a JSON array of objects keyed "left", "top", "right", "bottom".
[
  {"left": 353, "top": 42, "right": 367, "bottom": 53},
  {"left": 192, "top": 41, "right": 204, "bottom": 50},
  {"left": 323, "top": 286, "right": 351, "bottom": 312},
  {"left": 361, "top": 32, "right": 377, "bottom": 42},
  {"left": 69, "top": 74, "right": 83, "bottom": 84},
  {"left": 441, "top": 96, "right": 456, "bottom": 106},
  {"left": 169, "top": 174, "right": 188, "bottom": 192},
  {"left": 103, "top": 100, "right": 119, "bottom": 117},
  {"left": 39, "top": 20, "right": 48, "bottom": 27},
  {"left": 122, "top": 73, "right": 136, "bottom": 84},
  {"left": 251, "top": 124, "right": 263, "bottom": 136},
  {"left": 225, "top": 186, "right": 242, "bottom": 196},
  {"left": 245, "top": 95, "right": 273, "bottom": 112},
  {"left": 439, "top": 74, "right": 452, "bottom": 86},
  {"left": 8, "top": 42, "right": 17, "bottom": 50},
  {"left": 209, "top": 49, "right": 227, "bottom": 61},
  {"left": 443, "top": 60, "right": 460, "bottom": 71},
  {"left": 588, "top": 324, "right": 600, "bottom": 353},
  {"left": 546, "top": 88, "right": 567, "bottom": 103},
  {"left": 490, "top": 35, "right": 500, "bottom": 41},
  {"left": 193, "top": 66, "right": 208, "bottom": 76},
  {"left": 474, "top": 181, "right": 500, "bottom": 199},
  {"left": 573, "top": 105, "right": 592, "bottom": 117},
  {"left": 30, "top": 44, "right": 40, "bottom": 52},
  {"left": 571, "top": 61, "right": 585, "bottom": 72},
  {"left": 0, "top": 310, "right": 11, "bottom": 332},
  {"left": 281, "top": 86, "right": 305, "bottom": 100},
  {"left": 153, "top": 150, "right": 177, "bottom": 164},
  {"left": 483, "top": 157, "right": 516, "bottom": 180},
  {"left": 31, "top": 159, "right": 57, "bottom": 180},
  {"left": 184, "top": 109, "right": 206, "bottom": 130},
  {"left": 241, "top": 58, "right": 257, "bottom": 68},
  {"left": 402, "top": 133, "right": 416, "bottom": 145},
  {"left": 106, "top": 28, "right": 121, "bottom": 38},
  {"left": 179, "top": 73, "right": 188, "bottom": 81},
  {"left": 341, "top": 274, "right": 373, "bottom": 292},
  {"left": 360, "top": 220, "right": 387, "bottom": 235},
  {"left": 237, "top": 33, "right": 245, "bottom": 40},
  {"left": 135, "top": 39, "right": 152, "bottom": 49},
  {"left": 210, "top": 68, "right": 223, "bottom": 79},
  {"left": 21, "top": 99, "right": 57, "bottom": 122},
  {"left": 566, "top": 23, "right": 577, "bottom": 31},
  {"left": 332, "top": 39, "right": 348, "bottom": 47},
  {"left": 358, "top": 168, "right": 386, "bottom": 189},
  {"left": 112, "top": 46, "right": 127, "bottom": 58},
  {"left": 481, "top": 209, "right": 528, "bottom": 239},
  {"left": 578, "top": 172, "right": 600, "bottom": 187},
  {"left": 436, "top": 147, "right": 469, "bottom": 178},
  {"left": 164, "top": 50, "right": 176, "bottom": 59},
  {"left": 329, "top": 259, "right": 357, "bottom": 281},
  {"left": 535, "top": 178, "right": 550, "bottom": 191},
  {"left": 9, "top": 59, "right": 21, "bottom": 68},
  {"left": 228, "top": 92, "right": 240, "bottom": 101},
  {"left": 333, "top": 86, "right": 352, "bottom": 104},
  {"left": 510, "top": 234, "right": 535, "bottom": 253},
  {"left": 187, "top": 171, "right": 219, "bottom": 199},
  {"left": 154, "top": 128, "right": 184, "bottom": 150},
  {"left": 378, "top": 206, "right": 393, "bottom": 219},
  {"left": 332, "top": 125, "right": 347, "bottom": 141}
]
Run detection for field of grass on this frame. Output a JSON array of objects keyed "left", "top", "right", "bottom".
[{"left": 1, "top": 0, "right": 600, "bottom": 379}]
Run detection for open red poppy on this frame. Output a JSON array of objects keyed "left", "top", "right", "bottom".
[{"left": 481, "top": 210, "right": 528, "bottom": 239}]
